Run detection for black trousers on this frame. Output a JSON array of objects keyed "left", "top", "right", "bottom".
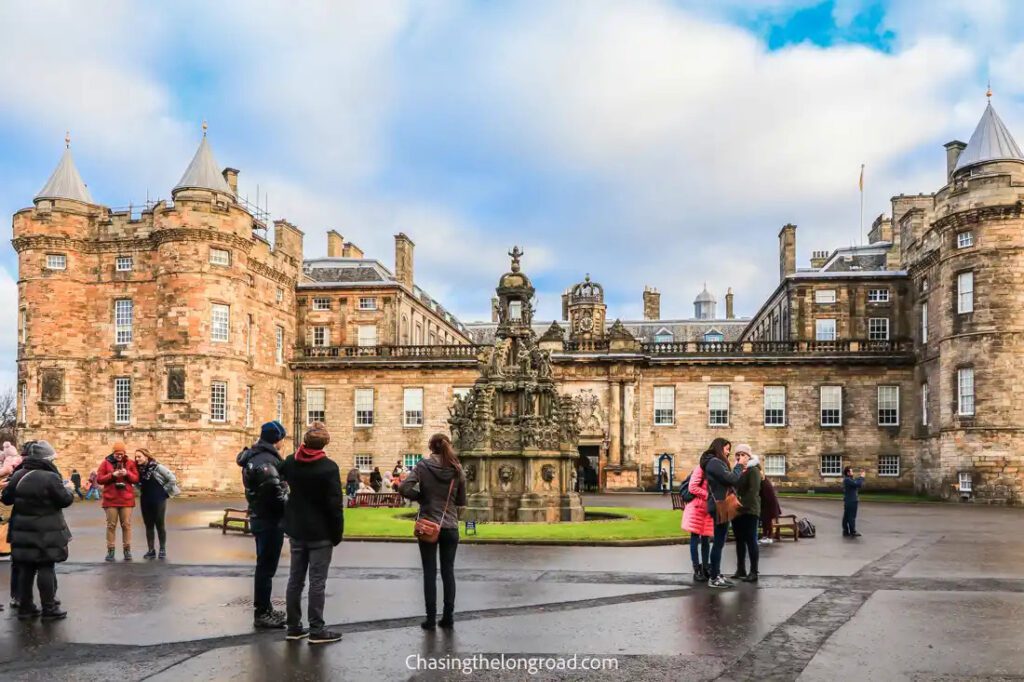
[
  {"left": 141, "top": 498, "right": 167, "bottom": 551},
  {"left": 252, "top": 522, "right": 284, "bottom": 614},
  {"left": 418, "top": 528, "right": 459, "bottom": 619},
  {"left": 286, "top": 539, "right": 333, "bottom": 632},
  {"left": 842, "top": 502, "right": 859, "bottom": 534},
  {"left": 10, "top": 561, "right": 21, "bottom": 600},
  {"left": 733, "top": 514, "right": 759, "bottom": 574},
  {"left": 17, "top": 561, "right": 58, "bottom": 611}
]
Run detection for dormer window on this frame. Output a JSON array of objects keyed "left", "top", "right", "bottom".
[
  {"left": 654, "top": 328, "right": 673, "bottom": 343},
  {"left": 703, "top": 331, "right": 725, "bottom": 343}
]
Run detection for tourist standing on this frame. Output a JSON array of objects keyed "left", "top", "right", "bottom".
[
  {"left": 681, "top": 456, "right": 713, "bottom": 583},
  {"left": 1, "top": 441, "right": 72, "bottom": 620},
  {"left": 280, "top": 422, "right": 344, "bottom": 645},
  {"left": 400, "top": 433, "right": 467, "bottom": 630},
  {"left": 842, "top": 467, "right": 866, "bottom": 537},
  {"left": 659, "top": 468, "right": 670, "bottom": 495},
  {"left": 85, "top": 470, "right": 101, "bottom": 500},
  {"left": 237, "top": 421, "right": 289, "bottom": 630},
  {"left": 759, "top": 475, "right": 782, "bottom": 545},
  {"left": 370, "top": 467, "right": 383, "bottom": 492},
  {"left": 345, "top": 467, "right": 360, "bottom": 499},
  {"left": 96, "top": 441, "right": 139, "bottom": 562},
  {"left": 70, "top": 469, "right": 83, "bottom": 501},
  {"left": 730, "top": 446, "right": 762, "bottom": 583},
  {"left": 702, "top": 437, "right": 742, "bottom": 588},
  {"left": 134, "top": 449, "right": 180, "bottom": 560},
  {"left": 392, "top": 460, "right": 404, "bottom": 479}
]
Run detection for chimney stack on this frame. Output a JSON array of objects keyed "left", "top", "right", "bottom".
[
  {"left": 809, "top": 250, "right": 829, "bottom": 269},
  {"left": 944, "top": 140, "right": 967, "bottom": 182},
  {"left": 725, "top": 288, "right": 734, "bottom": 319},
  {"left": 343, "top": 242, "right": 364, "bottom": 259},
  {"left": 779, "top": 223, "right": 797, "bottom": 282},
  {"left": 561, "top": 290, "right": 570, "bottom": 321},
  {"left": 394, "top": 233, "right": 414, "bottom": 289},
  {"left": 643, "top": 286, "right": 661, "bottom": 320},
  {"left": 221, "top": 168, "right": 239, "bottom": 196},
  {"left": 327, "top": 230, "right": 344, "bottom": 258}
]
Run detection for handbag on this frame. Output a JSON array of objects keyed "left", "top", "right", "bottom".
[
  {"left": 413, "top": 479, "right": 455, "bottom": 544},
  {"left": 705, "top": 466, "right": 741, "bottom": 524}
]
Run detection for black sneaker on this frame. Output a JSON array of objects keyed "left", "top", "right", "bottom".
[
  {"left": 18, "top": 606, "right": 41, "bottom": 620},
  {"left": 729, "top": 571, "right": 747, "bottom": 580},
  {"left": 742, "top": 572, "right": 759, "bottom": 583},
  {"left": 254, "top": 611, "right": 286, "bottom": 629},
  {"left": 286, "top": 627, "right": 309, "bottom": 641},
  {"left": 143, "top": 550, "right": 156, "bottom": 560},
  {"left": 420, "top": 619, "right": 436, "bottom": 630},
  {"left": 851, "top": 531, "right": 862, "bottom": 537},
  {"left": 438, "top": 615, "right": 454, "bottom": 629},
  {"left": 308, "top": 629, "right": 343, "bottom": 645},
  {"left": 158, "top": 548, "right": 166, "bottom": 560},
  {"left": 41, "top": 608, "right": 68, "bottom": 621}
]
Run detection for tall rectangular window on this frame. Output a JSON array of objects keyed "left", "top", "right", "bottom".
[
  {"left": 404, "top": 388, "right": 424, "bottom": 427},
  {"left": 358, "top": 325, "right": 377, "bottom": 347},
  {"left": 210, "top": 381, "right": 227, "bottom": 422},
  {"left": 19, "top": 309, "right": 25, "bottom": 344},
  {"left": 868, "top": 318, "right": 889, "bottom": 341},
  {"left": 307, "top": 388, "right": 326, "bottom": 424},
  {"left": 957, "top": 271, "right": 974, "bottom": 314},
  {"left": 355, "top": 388, "right": 374, "bottom": 426},
  {"left": 358, "top": 297, "right": 377, "bottom": 310},
  {"left": 879, "top": 454, "right": 901, "bottom": 477},
  {"left": 763, "top": 386, "right": 786, "bottom": 426},
  {"left": 921, "top": 303, "right": 928, "bottom": 344},
  {"left": 764, "top": 454, "right": 786, "bottom": 477},
  {"left": 958, "top": 368, "right": 975, "bottom": 416},
  {"left": 45, "top": 253, "right": 66, "bottom": 270},
  {"left": 276, "top": 287, "right": 284, "bottom": 304},
  {"left": 276, "top": 392, "right": 284, "bottom": 422},
  {"left": 20, "top": 383, "right": 27, "bottom": 423},
  {"left": 312, "top": 326, "right": 329, "bottom": 347},
  {"left": 815, "top": 289, "right": 837, "bottom": 304},
  {"left": 245, "top": 386, "right": 253, "bottom": 428},
  {"left": 708, "top": 385, "right": 730, "bottom": 426},
  {"left": 275, "top": 326, "right": 284, "bottom": 364},
  {"left": 921, "top": 383, "right": 929, "bottom": 426},
  {"left": 247, "top": 314, "right": 254, "bottom": 357},
  {"left": 312, "top": 297, "right": 331, "bottom": 311},
  {"left": 212, "top": 304, "right": 230, "bottom": 342},
  {"left": 115, "top": 255, "right": 134, "bottom": 272},
  {"left": 654, "top": 386, "right": 675, "bottom": 425},
  {"left": 209, "top": 248, "right": 231, "bottom": 266},
  {"left": 878, "top": 386, "right": 900, "bottom": 426},
  {"left": 867, "top": 289, "right": 890, "bottom": 303},
  {"left": 114, "top": 299, "right": 133, "bottom": 345},
  {"left": 815, "top": 319, "right": 837, "bottom": 341},
  {"left": 820, "top": 454, "right": 843, "bottom": 477},
  {"left": 820, "top": 386, "right": 842, "bottom": 426},
  {"left": 114, "top": 377, "right": 131, "bottom": 424}
]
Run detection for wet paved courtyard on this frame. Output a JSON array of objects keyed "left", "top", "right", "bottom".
[{"left": 1, "top": 494, "right": 1022, "bottom": 680}]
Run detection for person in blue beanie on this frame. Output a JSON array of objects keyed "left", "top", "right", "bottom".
[{"left": 237, "top": 421, "right": 289, "bottom": 629}]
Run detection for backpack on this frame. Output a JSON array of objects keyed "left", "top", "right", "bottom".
[
  {"left": 798, "top": 517, "right": 816, "bottom": 538},
  {"left": 678, "top": 475, "right": 695, "bottom": 504}
]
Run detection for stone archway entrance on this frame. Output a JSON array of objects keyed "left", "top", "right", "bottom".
[
  {"left": 577, "top": 445, "right": 600, "bottom": 492},
  {"left": 655, "top": 453, "right": 674, "bottom": 492}
]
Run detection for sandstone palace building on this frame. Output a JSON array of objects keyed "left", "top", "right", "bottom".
[{"left": 13, "top": 99, "right": 1024, "bottom": 504}]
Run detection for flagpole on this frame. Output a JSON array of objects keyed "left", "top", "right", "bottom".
[{"left": 859, "top": 163, "right": 865, "bottom": 245}]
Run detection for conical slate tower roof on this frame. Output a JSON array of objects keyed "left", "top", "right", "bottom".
[
  {"left": 694, "top": 284, "right": 716, "bottom": 303},
  {"left": 174, "top": 134, "right": 232, "bottom": 194},
  {"left": 955, "top": 101, "right": 1024, "bottom": 172},
  {"left": 36, "top": 141, "right": 93, "bottom": 204}
]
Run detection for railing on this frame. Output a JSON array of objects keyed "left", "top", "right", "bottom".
[
  {"left": 298, "top": 344, "right": 483, "bottom": 359},
  {"left": 639, "top": 339, "right": 912, "bottom": 355},
  {"left": 563, "top": 339, "right": 611, "bottom": 352}
]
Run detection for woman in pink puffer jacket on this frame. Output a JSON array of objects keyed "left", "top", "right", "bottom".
[
  {"left": 681, "top": 454, "right": 715, "bottom": 583},
  {"left": 0, "top": 442, "right": 22, "bottom": 479}
]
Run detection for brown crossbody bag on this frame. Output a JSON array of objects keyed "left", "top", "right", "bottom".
[{"left": 414, "top": 479, "right": 455, "bottom": 544}]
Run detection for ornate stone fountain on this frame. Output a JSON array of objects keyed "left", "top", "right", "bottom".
[{"left": 449, "top": 247, "right": 585, "bottom": 522}]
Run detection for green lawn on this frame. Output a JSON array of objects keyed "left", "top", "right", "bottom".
[{"left": 217, "top": 506, "right": 688, "bottom": 544}]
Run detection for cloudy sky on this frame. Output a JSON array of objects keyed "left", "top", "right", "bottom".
[{"left": 2, "top": 0, "right": 1023, "bottom": 389}]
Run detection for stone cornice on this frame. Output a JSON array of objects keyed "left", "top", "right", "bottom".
[
  {"left": 151, "top": 227, "right": 255, "bottom": 253},
  {"left": 932, "top": 202, "right": 1024, "bottom": 231},
  {"left": 249, "top": 258, "right": 297, "bottom": 287}
]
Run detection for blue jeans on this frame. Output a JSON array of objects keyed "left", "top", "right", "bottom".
[
  {"left": 689, "top": 534, "right": 710, "bottom": 567},
  {"left": 710, "top": 522, "right": 730, "bottom": 579},
  {"left": 85, "top": 488, "right": 100, "bottom": 500},
  {"left": 251, "top": 521, "right": 285, "bottom": 614}
]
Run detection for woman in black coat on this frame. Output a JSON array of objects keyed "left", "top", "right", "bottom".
[{"left": 0, "top": 440, "right": 72, "bottom": 620}]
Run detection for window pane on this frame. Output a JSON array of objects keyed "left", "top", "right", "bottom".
[
  {"left": 708, "top": 385, "right": 729, "bottom": 426},
  {"left": 275, "top": 326, "right": 284, "bottom": 363},
  {"left": 404, "top": 453, "right": 423, "bottom": 468},
  {"left": 313, "top": 326, "right": 329, "bottom": 347},
  {"left": 815, "top": 319, "right": 836, "bottom": 341},
  {"left": 958, "top": 272, "right": 974, "bottom": 314},
  {"left": 869, "top": 318, "right": 889, "bottom": 341},
  {"left": 355, "top": 388, "right": 374, "bottom": 426},
  {"left": 211, "top": 381, "right": 227, "bottom": 422},
  {"left": 115, "top": 255, "right": 133, "bottom": 271},
  {"left": 878, "top": 386, "right": 899, "bottom": 426},
  {"left": 815, "top": 289, "right": 837, "bottom": 304},
  {"left": 921, "top": 383, "right": 929, "bottom": 426},
  {"left": 212, "top": 304, "right": 230, "bottom": 342},
  {"left": 958, "top": 368, "right": 975, "bottom": 415},
  {"left": 210, "top": 248, "right": 230, "bottom": 266},
  {"left": 355, "top": 454, "right": 373, "bottom": 472},
  {"left": 307, "top": 388, "right": 326, "bottom": 424},
  {"left": 921, "top": 304, "right": 928, "bottom": 344},
  {"left": 820, "top": 386, "right": 842, "bottom": 426},
  {"left": 764, "top": 454, "right": 786, "bottom": 476},
  {"left": 115, "top": 299, "right": 133, "bottom": 345},
  {"left": 879, "top": 454, "right": 900, "bottom": 477},
  {"left": 868, "top": 289, "right": 890, "bottom": 302},
  {"left": 820, "top": 454, "right": 842, "bottom": 476},
  {"left": 404, "top": 388, "right": 424, "bottom": 427},
  {"left": 276, "top": 392, "right": 284, "bottom": 422},
  {"left": 358, "top": 297, "right": 377, "bottom": 310},
  {"left": 46, "top": 254, "right": 66, "bottom": 270},
  {"left": 654, "top": 386, "right": 674, "bottom": 425},
  {"left": 957, "top": 231, "right": 973, "bottom": 248},
  {"left": 764, "top": 386, "right": 786, "bottom": 426},
  {"left": 114, "top": 377, "right": 131, "bottom": 424},
  {"left": 245, "top": 386, "right": 253, "bottom": 427},
  {"left": 313, "top": 297, "right": 331, "bottom": 311},
  {"left": 358, "top": 325, "right": 377, "bottom": 347}
]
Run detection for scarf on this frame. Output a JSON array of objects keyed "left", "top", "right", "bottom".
[
  {"left": 295, "top": 445, "right": 326, "bottom": 463},
  {"left": 140, "top": 461, "right": 158, "bottom": 482}
]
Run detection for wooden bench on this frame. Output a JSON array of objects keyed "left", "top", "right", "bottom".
[
  {"left": 670, "top": 492, "right": 684, "bottom": 510},
  {"left": 352, "top": 492, "right": 404, "bottom": 508},
  {"left": 773, "top": 514, "right": 799, "bottom": 542},
  {"left": 222, "top": 508, "right": 251, "bottom": 535}
]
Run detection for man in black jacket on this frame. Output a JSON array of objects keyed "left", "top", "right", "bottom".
[
  {"left": 237, "top": 421, "right": 289, "bottom": 629},
  {"left": 280, "top": 422, "right": 344, "bottom": 645}
]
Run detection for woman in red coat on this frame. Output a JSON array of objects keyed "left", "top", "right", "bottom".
[
  {"left": 95, "top": 441, "right": 139, "bottom": 562},
  {"left": 681, "top": 451, "right": 715, "bottom": 583}
]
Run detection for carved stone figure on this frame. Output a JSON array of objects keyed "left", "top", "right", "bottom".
[
  {"left": 465, "top": 463, "right": 476, "bottom": 483},
  {"left": 541, "top": 464, "right": 556, "bottom": 485},
  {"left": 498, "top": 464, "right": 515, "bottom": 492}
]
